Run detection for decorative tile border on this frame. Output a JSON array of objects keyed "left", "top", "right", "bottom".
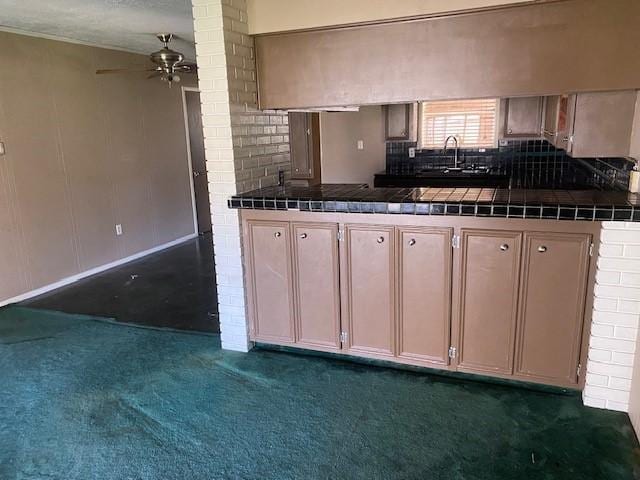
[{"left": 229, "top": 198, "right": 640, "bottom": 222}]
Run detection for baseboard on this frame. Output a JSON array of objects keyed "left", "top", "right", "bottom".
[{"left": 0, "top": 233, "right": 198, "bottom": 307}]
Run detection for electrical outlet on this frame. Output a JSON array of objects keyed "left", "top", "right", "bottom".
[
  {"left": 408, "top": 147, "right": 416, "bottom": 158},
  {"left": 357, "top": 140, "right": 364, "bottom": 150},
  {"left": 115, "top": 224, "right": 123, "bottom": 236}
]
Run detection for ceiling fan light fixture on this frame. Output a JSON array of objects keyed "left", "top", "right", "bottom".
[{"left": 96, "top": 34, "right": 196, "bottom": 87}]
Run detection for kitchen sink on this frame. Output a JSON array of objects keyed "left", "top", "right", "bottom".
[
  {"left": 374, "top": 166, "right": 509, "bottom": 188},
  {"left": 420, "top": 166, "right": 492, "bottom": 175}
]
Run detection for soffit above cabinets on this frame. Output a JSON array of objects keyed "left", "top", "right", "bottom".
[
  {"left": 255, "top": 0, "right": 640, "bottom": 110},
  {"left": 246, "top": 0, "right": 535, "bottom": 35}
]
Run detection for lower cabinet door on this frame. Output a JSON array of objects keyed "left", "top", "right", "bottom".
[
  {"left": 515, "top": 233, "right": 591, "bottom": 386},
  {"left": 343, "top": 225, "right": 395, "bottom": 358},
  {"left": 292, "top": 222, "right": 341, "bottom": 351},
  {"left": 246, "top": 221, "right": 295, "bottom": 344},
  {"left": 457, "top": 229, "right": 522, "bottom": 375},
  {"left": 397, "top": 227, "right": 453, "bottom": 366}
]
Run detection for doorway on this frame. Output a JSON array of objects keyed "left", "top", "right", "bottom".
[{"left": 182, "top": 87, "right": 212, "bottom": 234}]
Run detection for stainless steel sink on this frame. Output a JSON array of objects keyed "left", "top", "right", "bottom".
[{"left": 421, "top": 166, "right": 492, "bottom": 175}]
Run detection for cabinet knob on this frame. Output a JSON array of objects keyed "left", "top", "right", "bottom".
[
  {"left": 300, "top": 233, "right": 307, "bottom": 239},
  {"left": 274, "top": 232, "right": 282, "bottom": 238},
  {"left": 537, "top": 245, "right": 547, "bottom": 253},
  {"left": 377, "top": 236, "right": 385, "bottom": 244},
  {"left": 500, "top": 244, "right": 509, "bottom": 251},
  {"left": 408, "top": 239, "right": 416, "bottom": 246}
]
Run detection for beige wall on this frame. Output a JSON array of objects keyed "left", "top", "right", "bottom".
[
  {"left": 247, "top": 0, "right": 531, "bottom": 34},
  {"left": 320, "top": 106, "right": 386, "bottom": 187},
  {"left": 0, "top": 32, "right": 196, "bottom": 304}
]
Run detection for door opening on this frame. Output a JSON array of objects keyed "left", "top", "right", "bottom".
[{"left": 182, "top": 87, "right": 212, "bottom": 234}]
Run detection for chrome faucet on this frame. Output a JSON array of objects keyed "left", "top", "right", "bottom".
[{"left": 443, "top": 135, "right": 460, "bottom": 169}]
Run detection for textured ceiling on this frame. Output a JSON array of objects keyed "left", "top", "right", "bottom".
[{"left": 0, "top": 0, "right": 195, "bottom": 59}]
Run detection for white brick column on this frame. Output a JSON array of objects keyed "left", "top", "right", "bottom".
[
  {"left": 192, "top": 0, "right": 290, "bottom": 351},
  {"left": 584, "top": 222, "right": 640, "bottom": 411}
]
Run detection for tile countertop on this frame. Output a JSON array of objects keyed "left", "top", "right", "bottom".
[{"left": 228, "top": 184, "right": 640, "bottom": 222}]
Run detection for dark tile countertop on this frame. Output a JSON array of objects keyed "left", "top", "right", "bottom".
[{"left": 229, "top": 184, "right": 640, "bottom": 222}]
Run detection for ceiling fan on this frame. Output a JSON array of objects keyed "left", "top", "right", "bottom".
[{"left": 96, "top": 33, "right": 197, "bottom": 86}]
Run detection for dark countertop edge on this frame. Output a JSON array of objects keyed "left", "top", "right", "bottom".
[{"left": 228, "top": 198, "right": 640, "bottom": 222}]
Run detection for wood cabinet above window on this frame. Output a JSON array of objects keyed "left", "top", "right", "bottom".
[{"left": 502, "top": 97, "right": 543, "bottom": 138}]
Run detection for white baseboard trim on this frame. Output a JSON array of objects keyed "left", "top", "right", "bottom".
[{"left": 0, "top": 233, "right": 198, "bottom": 307}]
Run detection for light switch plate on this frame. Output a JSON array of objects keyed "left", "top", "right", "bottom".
[
  {"left": 115, "top": 224, "right": 123, "bottom": 236},
  {"left": 408, "top": 147, "right": 416, "bottom": 158},
  {"left": 357, "top": 140, "right": 364, "bottom": 150},
  {"left": 0, "top": 142, "right": 5, "bottom": 156}
]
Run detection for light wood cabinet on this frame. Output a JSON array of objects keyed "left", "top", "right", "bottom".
[
  {"left": 292, "top": 222, "right": 341, "bottom": 351},
  {"left": 242, "top": 211, "right": 596, "bottom": 389},
  {"left": 289, "top": 112, "right": 321, "bottom": 184},
  {"left": 515, "top": 233, "right": 591, "bottom": 386},
  {"left": 457, "top": 230, "right": 522, "bottom": 375},
  {"left": 542, "top": 95, "right": 564, "bottom": 145},
  {"left": 543, "top": 91, "right": 636, "bottom": 157},
  {"left": 245, "top": 221, "right": 295, "bottom": 344},
  {"left": 503, "top": 97, "right": 543, "bottom": 137},
  {"left": 397, "top": 227, "right": 452, "bottom": 367},
  {"left": 568, "top": 91, "right": 636, "bottom": 158},
  {"left": 343, "top": 225, "right": 396, "bottom": 358},
  {"left": 384, "top": 104, "right": 411, "bottom": 141}
]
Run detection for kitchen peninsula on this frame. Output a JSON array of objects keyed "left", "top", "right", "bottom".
[{"left": 228, "top": 181, "right": 640, "bottom": 389}]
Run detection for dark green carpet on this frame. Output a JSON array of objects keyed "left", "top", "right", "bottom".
[{"left": 1, "top": 306, "right": 638, "bottom": 480}]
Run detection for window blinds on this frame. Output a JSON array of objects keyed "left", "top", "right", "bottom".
[{"left": 419, "top": 99, "right": 498, "bottom": 149}]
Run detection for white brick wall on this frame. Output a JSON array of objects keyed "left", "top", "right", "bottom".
[
  {"left": 192, "top": 0, "right": 291, "bottom": 352},
  {"left": 584, "top": 221, "right": 640, "bottom": 411}
]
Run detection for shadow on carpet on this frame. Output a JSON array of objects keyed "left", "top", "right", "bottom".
[{"left": 1, "top": 306, "right": 639, "bottom": 480}]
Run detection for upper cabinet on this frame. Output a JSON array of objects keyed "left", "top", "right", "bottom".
[
  {"left": 569, "top": 91, "right": 637, "bottom": 158},
  {"left": 384, "top": 104, "right": 416, "bottom": 142},
  {"left": 502, "top": 97, "right": 543, "bottom": 138},
  {"left": 543, "top": 91, "right": 637, "bottom": 158},
  {"left": 289, "top": 112, "right": 321, "bottom": 185}
]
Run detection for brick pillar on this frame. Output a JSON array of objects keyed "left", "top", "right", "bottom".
[
  {"left": 191, "top": 0, "right": 290, "bottom": 351},
  {"left": 583, "top": 221, "right": 640, "bottom": 411}
]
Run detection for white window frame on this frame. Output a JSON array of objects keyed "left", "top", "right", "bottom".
[{"left": 418, "top": 98, "right": 500, "bottom": 150}]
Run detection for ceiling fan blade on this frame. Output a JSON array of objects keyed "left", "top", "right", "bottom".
[
  {"left": 96, "top": 67, "right": 158, "bottom": 75},
  {"left": 174, "top": 62, "right": 197, "bottom": 73}
]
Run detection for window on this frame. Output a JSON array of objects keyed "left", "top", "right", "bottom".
[{"left": 419, "top": 98, "right": 498, "bottom": 149}]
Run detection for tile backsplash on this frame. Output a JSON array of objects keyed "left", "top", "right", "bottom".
[{"left": 385, "top": 139, "right": 634, "bottom": 191}]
